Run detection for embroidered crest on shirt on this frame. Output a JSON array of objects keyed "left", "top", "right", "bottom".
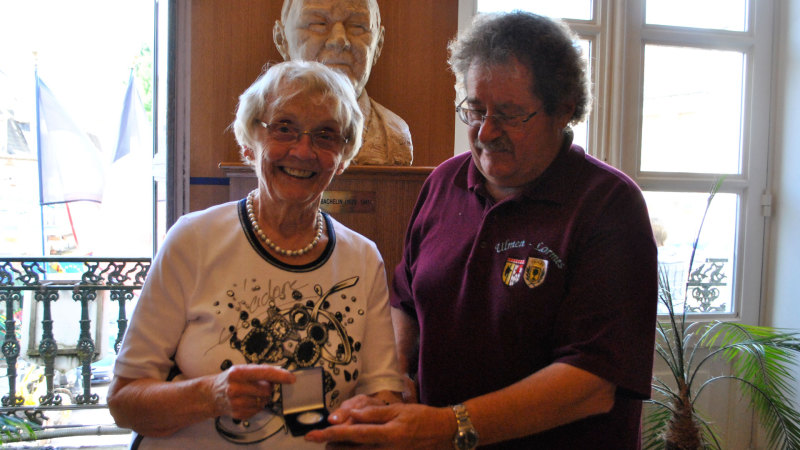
[
  {"left": 502, "top": 258, "right": 525, "bottom": 286},
  {"left": 524, "top": 257, "right": 548, "bottom": 288}
]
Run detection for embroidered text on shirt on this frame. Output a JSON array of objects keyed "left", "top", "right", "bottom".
[
  {"left": 495, "top": 240, "right": 526, "bottom": 253},
  {"left": 535, "top": 242, "right": 565, "bottom": 269}
]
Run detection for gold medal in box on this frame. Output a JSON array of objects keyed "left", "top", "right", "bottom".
[{"left": 282, "top": 367, "right": 329, "bottom": 436}]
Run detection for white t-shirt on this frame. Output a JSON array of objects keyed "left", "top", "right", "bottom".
[{"left": 114, "top": 200, "right": 404, "bottom": 449}]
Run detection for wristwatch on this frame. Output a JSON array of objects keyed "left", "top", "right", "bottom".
[{"left": 452, "top": 403, "right": 479, "bottom": 449}]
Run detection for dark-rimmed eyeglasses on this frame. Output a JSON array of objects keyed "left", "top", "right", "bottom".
[
  {"left": 258, "top": 121, "right": 349, "bottom": 152},
  {"left": 456, "top": 98, "right": 540, "bottom": 128}
]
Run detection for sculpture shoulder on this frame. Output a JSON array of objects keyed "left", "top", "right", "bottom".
[
  {"left": 353, "top": 97, "right": 414, "bottom": 166},
  {"left": 369, "top": 98, "right": 411, "bottom": 136}
]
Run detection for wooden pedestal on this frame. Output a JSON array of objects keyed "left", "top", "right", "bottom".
[{"left": 221, "top": 163, "right": 433, "bottom": 284}]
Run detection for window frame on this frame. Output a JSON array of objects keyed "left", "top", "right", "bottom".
[
  {"left": 619, "top": 0, "right": 772, "bottom": 325},
  {"left": 157, "top": 0, "right": 191, "bottom": 240}
]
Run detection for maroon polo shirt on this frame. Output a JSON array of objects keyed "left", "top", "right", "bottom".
[{"left": 391, "top": 139, "right": 658, "bottom": 449}]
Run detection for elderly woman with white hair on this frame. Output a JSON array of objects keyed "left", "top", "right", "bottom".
[{"left": 107, "top": 60, "right": 404, "bottom": 449}]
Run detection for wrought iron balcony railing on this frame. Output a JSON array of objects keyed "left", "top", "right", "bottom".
[{"left": 0, "top": 256, "right": 150, "bottom": 444}]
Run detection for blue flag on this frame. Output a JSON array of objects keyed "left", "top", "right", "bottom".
[
  {"left": 36, "top": 75, "right": 105, "bottom": 205},
  {"left": 113, "top": 72, "right": 150, "bottom": 162},
  {"left": 98, "top": 71, "right": 154, "bottom": 256}
]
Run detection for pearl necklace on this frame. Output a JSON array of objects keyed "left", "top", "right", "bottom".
[{"left": 246, "top": 190, "right": 324, "bottom": 257}]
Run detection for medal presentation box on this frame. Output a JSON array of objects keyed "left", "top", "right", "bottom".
[
  {"left": 222, "top": 164, "right": 433, "bottom": 284},
  {"left": 282, "top": 367, "right": 328, "bottom": 436}
]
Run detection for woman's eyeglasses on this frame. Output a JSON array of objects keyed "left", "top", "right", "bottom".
[{"left": 258, "top": 121, "right": 349, "bottom": 152}]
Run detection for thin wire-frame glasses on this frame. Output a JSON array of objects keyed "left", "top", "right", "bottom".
[
  {"left": 456, "top": 98, "right": 540, "bottom": 128},
  {"left": 258, "top": 121, "right": 349, "bottom": 152}
]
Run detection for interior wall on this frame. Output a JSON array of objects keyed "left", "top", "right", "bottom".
[
  {"left": 186, "top": 0, "right": 458, "bottom": 212},
  {"left": 765, "top": 0, "right": 800, "bottom": 411}
]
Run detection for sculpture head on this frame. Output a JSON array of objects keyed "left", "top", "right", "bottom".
[{"left": 274, "top": 0, "right": 385, "bottom": 99}]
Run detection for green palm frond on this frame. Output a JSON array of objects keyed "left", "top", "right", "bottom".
[
  {"left": 642, "top": 402, "right": 672, "bottom": 450},
  {"left": 0, "top": 414, "right": 37, "bottom": 443},
  {"left": 651, "top": 376, "right": 680, "bottom": 401},
  {"left": 699, "top": 324, "right": 800, "bottom": 449},
  {"left": 700, "top": 374, "right": 800, "bottom": 450},
  {"left": 693, "top": 410, "right": 723, "bottom": 450}
]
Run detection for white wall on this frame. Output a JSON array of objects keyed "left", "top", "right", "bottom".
[{"left": 764, "top": 0, "right": 800, "bottom": 410}]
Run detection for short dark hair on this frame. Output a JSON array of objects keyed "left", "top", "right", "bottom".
[{"left": 448, "top": 11, "right": 591, "bottom": 124}]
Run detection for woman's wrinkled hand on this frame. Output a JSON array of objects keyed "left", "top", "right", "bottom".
[
  {"left": 210, "top": 364, "right": 295, "bottom": 420},
  {"left": 327, "top": 394, "right": 391, "bottom": 426},
  {"left": 402, "top": 374, "right": 418, "bottom": 404}
]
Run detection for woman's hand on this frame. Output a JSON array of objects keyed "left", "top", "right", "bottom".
[
  {"left": 108, "top": 365, "right": 296, "bottom": 437},
  {"left": 402, "top": 374, "right": 418, "bottom": 404},
  {"left": 210, "top": 364, "right": 295, "bottom": 420},
  {"left": 328, "top": 394, "right": 386, "bottom": 425},
  {"left": 327, "top": 391, "right": 401, "bottom": 425}
]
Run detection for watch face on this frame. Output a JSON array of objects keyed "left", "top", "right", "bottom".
[{"left": 455, "top": 429, "right": 479, "bottom": 449}]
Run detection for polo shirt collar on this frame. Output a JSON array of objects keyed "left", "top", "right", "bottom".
[{"left": 460, "top": 129, "right": 583, "bottom": 205}]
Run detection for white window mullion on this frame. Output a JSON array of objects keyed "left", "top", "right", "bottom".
[
  {"left": 569, "top": 4, "right": 611, "bottom": 163},
  {"left": 617, "top": 0, "right": 645, "bottom": 176},
  {"left": 738, "top": 0, "right": 773, "bottom": 324}
]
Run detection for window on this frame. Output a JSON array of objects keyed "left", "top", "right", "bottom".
[
  {"left": 0, "top": 2, "right": 156, "bottom": 443},
  {"left": 0, "top": 0, "right": 156, "bottom": 258},
  {"left": 460, "top": 0, "right": 773, "bottom": 324}
]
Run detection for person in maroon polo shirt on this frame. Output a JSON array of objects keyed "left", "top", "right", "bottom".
[{"left": 306, "top": 11, "right": 658, "bottom": 449}]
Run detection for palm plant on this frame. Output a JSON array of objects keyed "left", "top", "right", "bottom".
[
  {"left": 642, "top": 180, "right": 800, "bottom": 450},
  {"left": 0, "top": 414, "right": 38, "bottom": 443}
]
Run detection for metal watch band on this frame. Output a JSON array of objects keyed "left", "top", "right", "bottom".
[{"left": 452, "top": 403, "right": 479, "bottom": 449}]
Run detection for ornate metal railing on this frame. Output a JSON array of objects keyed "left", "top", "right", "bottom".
[
  {"left": 686, "top": 258, "right": 729, "bottom": 313},
  {"left": 0, "top": 256, "right": 150, "bottom": 443}
]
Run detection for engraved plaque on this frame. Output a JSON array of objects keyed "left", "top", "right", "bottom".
[{"left": 321, "top": 191, "right": 376, "bottom": 213}]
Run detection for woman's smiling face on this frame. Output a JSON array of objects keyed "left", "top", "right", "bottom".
[{"left": 253, "top": 88, "right": 347, "bottom": 209}]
